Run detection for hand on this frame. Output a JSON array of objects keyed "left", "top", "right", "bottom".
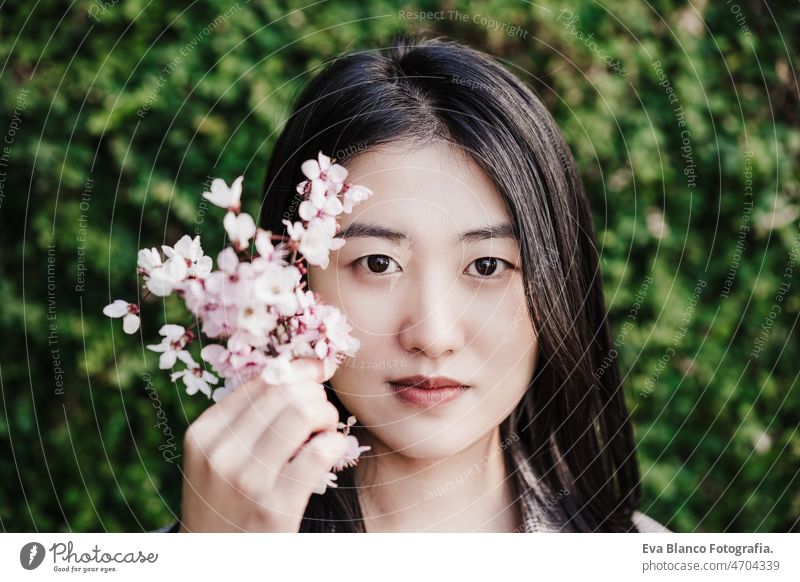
[{"left": 177, "top": 358, "right": 347, "bottom": 532}]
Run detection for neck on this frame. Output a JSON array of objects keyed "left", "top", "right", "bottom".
[{"left": 352, "top": 426, "right": 523, "bottom": 532}]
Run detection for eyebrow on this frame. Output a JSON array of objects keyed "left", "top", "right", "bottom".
[{"left": 333, "top": 221, "right": 517, "bottom": 243}]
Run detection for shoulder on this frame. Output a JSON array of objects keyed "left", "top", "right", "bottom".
[
  {"left": 149, "top": 521, "right": 181, "bottom": 533},
  {"left": 632, "top": 511, "right": 671, "bottom": 533}
]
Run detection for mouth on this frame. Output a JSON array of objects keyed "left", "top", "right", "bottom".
[{"left": 387, "top": 375, "right": 470, "bottom": 407}]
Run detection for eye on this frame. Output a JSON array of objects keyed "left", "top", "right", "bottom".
[
  {"left": 355, "top": 254, "right": 402, "bottom": 275},
  {"left": 465, "top": 257, "right": 513, "bottom": 278}
]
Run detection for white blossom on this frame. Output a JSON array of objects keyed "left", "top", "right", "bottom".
[
  {"left": 103, "top": 300, "right": 140, "bottom": 334},
  {"left": 202, "top": 175, "right": 243, "bottom": 211},
  {"left": 224, "top": 211, "right": 256, "bottom": 249},
  {"left": 104, "top": 154, "right": 375, "bottom": 491}
]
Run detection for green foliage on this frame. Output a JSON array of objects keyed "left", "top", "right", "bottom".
[{"left": 1, "top": 0, "right": 797, "bottom": 532}]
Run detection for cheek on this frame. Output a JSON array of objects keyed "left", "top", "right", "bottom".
[
  {"left": 494, "top": 308, "right": 537, "bottom": 372},
  {"left": 476, "top": 290, "right": 537, "bottom": 363},
  {"left": 341, "top": 295, "right": 397, "bottom": 337},
  {"left": 473, "top": 296, "right": 538, "bottom": 410}
]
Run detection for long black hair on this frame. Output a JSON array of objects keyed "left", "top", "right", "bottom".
[{"left": 260, "top": 35, "right": 641, "bottom": 532}]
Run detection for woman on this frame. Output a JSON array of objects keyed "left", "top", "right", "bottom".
[{"left": 153, "top": 36, "right": 670, "bottom": 533}]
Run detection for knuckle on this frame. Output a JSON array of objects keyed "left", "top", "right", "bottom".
[
  {"left": 268, "top": 384, "right": 290, "bottom": 405},
  {"left": 243, "top": 375, "right": 268, "bottom": 392},
  {"left": 205, "top": 449, "right": 233, "bottom": 477},
  {"left": 239, "top": 377, "right": 273, "bottom": 402},
  {"left": 285, "top": 382, "right": 324, "bottom": 404},
  {"left": 274, "top": 383, "right": 303, "bottom": 405},
  {"left": 241, "top": 378, "right": 272, "bottom": 402},
  {"left": 297, "top": 408, "right": 320, "bottom": 430},
  {"left": 276, "top": 404, "right": 303, "bottom": 429},
  {"left": 251, "top": 387, "right": 285, "bottom": 417},
  {"left": 183, "top": 424, "right": 205, "bottom": 453},
  {"left": 229, "top": 472, "right": 254, "bottom": 495},
  {"left": 289, "top": 398, "right": 316, "bottom": 418}
]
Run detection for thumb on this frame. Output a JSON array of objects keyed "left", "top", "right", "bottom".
[{"left": 290, "top": 357, "right": 337, "bottom": 384}]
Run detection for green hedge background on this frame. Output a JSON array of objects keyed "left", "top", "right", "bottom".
[{"left": 1, "top": 0, "right": 798, "bottom": 533}]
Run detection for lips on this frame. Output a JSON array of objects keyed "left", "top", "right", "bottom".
[
  {"left": 388, "top": 375, "right": 468, "bottom": 390},
  {"left": 387, "top": 375, "right": 470, "bottom": 407}
]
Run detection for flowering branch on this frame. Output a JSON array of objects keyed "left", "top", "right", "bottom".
[{"left": 104, "top": 151, "right": 374, "bottom": 492}]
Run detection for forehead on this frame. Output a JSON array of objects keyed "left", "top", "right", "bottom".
[{"left": 338, "top": 141, "right": 510, "bottom": 236}]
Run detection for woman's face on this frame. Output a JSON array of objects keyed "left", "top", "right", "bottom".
[{"left": 307, "top": 140, "right": 538, "bottom": 460}]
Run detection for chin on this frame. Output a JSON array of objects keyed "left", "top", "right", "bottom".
[{"left": 369, "top": 424, "right": 476, "bottom": 460}]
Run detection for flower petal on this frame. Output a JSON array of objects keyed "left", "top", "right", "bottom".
[
  {"left": 301, "top": 159, "right": 321, "bottom": 180},
  {"left": 217, "top": 247, "right": 239, "bottom": 273},
  {"left": 137, "top": 248, "right": 162, "bottom": 271},
  {"left": 224, "top": 211, "right": 256, "bottom": 247},
  {"left": 159, "top": 351, "right": 178, "bottom": 369},
  {"left": 326, "top": 163, "right": 348, "bottom": 183},
  {"left": 159, "top": 324, "right": 185, "bottom": 339},
  {"left": 203, "top": 176, "right": 243, "bottom": 210},
  {"left": 122, "top": 313, "right": 140, "bottom": 334},
  {"left": 317, "top": 151, "right": 331, "bottom": 170},
  {"left": 176, "top": 350, "right": 197, "bottom": 367},
  {"left": 103, "top": 300, "right": 129, "bottom": 318}
]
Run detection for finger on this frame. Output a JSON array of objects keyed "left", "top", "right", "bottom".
[
  {"left": 207, "top": 360, "right": 322, "bottom": 422},
  {"left": 209, "top": 382, "right": 329, "bottom": 471},
  {"left": 195, "top": 369, "right": 325, "bottom": 448},
  {"left": 199, "top": 375, "right": 274, "bottom": 434},
  {"left": 273, "top": 431, "right": 348, "bottom": 507},
  {"left": 239, "top": 398, "right": 341, "bottom": 491},
  {"left": 283, "top": 357, "right": 331, "bottom": 385},
  {"left": 197, "top": 357, "right": 330, "bottom": 430}
]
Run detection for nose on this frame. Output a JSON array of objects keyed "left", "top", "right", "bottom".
[{"left": 397, "top": 270, "right": 466, "bottom": 359}]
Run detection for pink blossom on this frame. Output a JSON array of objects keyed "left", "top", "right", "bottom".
[
  {"left": 254, "top": 230, "right": 289, "bottom": 266},
  {"left": 298, "top": 186, "right": 343, "bottom": 221},
  {"left": 223, "top": 211, "right": 256, "bottom": 250},
  {"left": 260, "top": 353, "right": 298, "bottom": 385},
  {"left": 137, "top": 248, "right": 162, "bottom": 272},
  {"left": 200, "top": 343, "right": 232, "bottom": 375},
  {"left": 200, "top": 302, "right": 238, "bottom": 338},
  {"left": 314, "top": 471, "right": 338, "bottom": 495},
  {"left": 145, "top": 255, "right": 188, "bottom": 296},
  {"left": 331, "top": 435, "right": 372, "bottom": 471},
  {"left": 105, "top": 152, "right": 375, "bottom": 490},
  {"left": 204, "top": 247, "right": 243, "bottom": 306},
  {"left": 202, "top": 176, "right": 243, "bottom": 212},
  {"left": 341, "top": 183, "right": 373, "bottom": 214},
  {"left": 283, "top": 216, "right": 344, "bottom": 268},
  {"left": 102, "top": 300, "right": 140, "bottom": 334},
  {"left": 300, "top": 151, "right": 348, "bottom": 194},
  {"left": 254, "top": 262, "right": 301, "bottom": 315},
  {"left": 147, "top": 324, "right": 192, "bottom": 369},
  {"left": 319, "top": 305, "right": 361, "bottom": 355},
  {"left": 165, "top": 235, "right": 212, "bottom": 278},
  {"left": 171, "top": 363, "right": 218, "bottom": 398}
]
